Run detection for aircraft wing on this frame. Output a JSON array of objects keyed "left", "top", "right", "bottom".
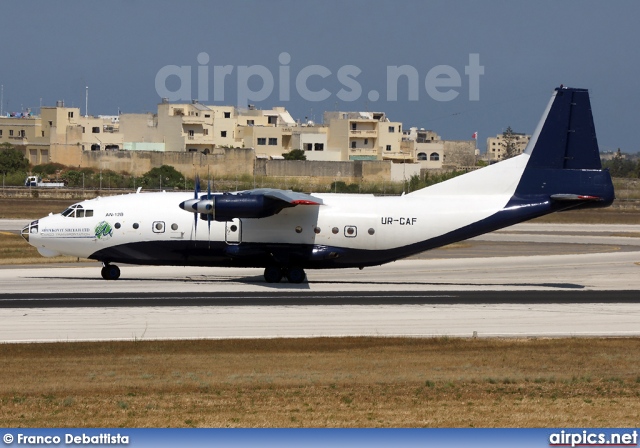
[
  {"left": 179, "top": 188, "right": 323, "bottom": 221},
  {"left": 244, "top": 188, "right": 323, "bottom": 206}
]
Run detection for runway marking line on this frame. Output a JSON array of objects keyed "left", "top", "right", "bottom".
[{"left": 0, "top": 294, "right": 459, "bottom": 302}]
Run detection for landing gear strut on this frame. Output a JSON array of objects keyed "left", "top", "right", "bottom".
[
  {"left": 101, "top": 263, "right": 121, "bottom": 280},
  {"left": 263, "top": 266, "right": 306, "bottom": 284}
]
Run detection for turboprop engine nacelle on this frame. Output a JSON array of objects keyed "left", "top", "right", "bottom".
[{"left": 179, "top": 193, "right": 293, "bottom": 222}]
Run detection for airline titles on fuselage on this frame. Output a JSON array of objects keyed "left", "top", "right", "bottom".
[{"left": 40, "top": 227, "right": 93, "bottom": 238}]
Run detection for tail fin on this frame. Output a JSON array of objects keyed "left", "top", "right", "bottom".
[
  {"left": 514, "top": 86, "right": 614, "bottom": 209},
  {"left": 524, "top": 87, "right": 602, "bottom": 170}
]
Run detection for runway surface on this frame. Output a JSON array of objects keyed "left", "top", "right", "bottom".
[{"left": 1, "top": 222, "right": 639, "bottom": 342}]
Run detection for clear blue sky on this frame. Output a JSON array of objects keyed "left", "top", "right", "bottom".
[{"left": 1, "top": 0, "right": 638, "bottom": 152}]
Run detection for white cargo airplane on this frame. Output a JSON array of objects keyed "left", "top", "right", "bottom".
[{"left": 22, "top": 87, "right": 614, "bottom": 282}]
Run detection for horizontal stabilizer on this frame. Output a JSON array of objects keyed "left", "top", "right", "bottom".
[{"left": 550, "top": 194, "right": 603, "bottom": 202}]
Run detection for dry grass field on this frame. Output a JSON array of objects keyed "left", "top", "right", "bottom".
[
  {"left": 0, "top": 231, "right": 86, "bottom": 264},
  {"left": 0, "top": 197, "right": 78, "bottom": 219},
  {"left": 0, "top": 338, "right": 638, "bottom": 427}
]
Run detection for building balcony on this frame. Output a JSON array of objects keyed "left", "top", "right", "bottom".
[
  {"left": 182, "top": 116, "right": 206, "bottom": 124},
  {"left": 348, "top": 148, "right": 378, "bottom": 157},
  {"left": 349, "top": 129, "right": 377, "bottom": 137},
  {"left": 102, "top": 125, "right": 119, "bottom": 133},
  {"left": 382, "top": 152, "right": 414, "bottom": 162},
  {"left": 186, "top": 134, "right": 213, "bottom": 143}
]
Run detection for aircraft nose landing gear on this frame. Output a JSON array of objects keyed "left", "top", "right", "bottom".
[
  {"left": 263, "top": 266, "right": 306, "bottom": 284},
  {"left": 101, "top": 263, "right": 121, "bottom": 280}
]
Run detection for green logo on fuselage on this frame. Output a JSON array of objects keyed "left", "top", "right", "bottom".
[{"left": 95, "top": 221, "right": 113, "bottom": 239}]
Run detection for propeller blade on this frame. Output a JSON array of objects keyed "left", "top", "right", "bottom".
[
  {"left": 194, "top": 174, "right": 200, "bottom": 234},
  {"left": 207, "top": 212, "right": 212, "bottom": 248},
  {"left": 207, "top": 171, "right": 212, "bottom": 247}
]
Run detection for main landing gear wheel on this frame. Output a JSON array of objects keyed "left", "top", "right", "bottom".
[
  {"left": 263, "top": 266, "right": 307, "bottom": 283},
  {"left": 264, "top": 266, "right": 283, "bottom": 283},
  {"left": 285, "top": 267, "right": 306, "bottom": 284},
  {"left": 101, "top": 264, "right": 121, "bottom": 280}
]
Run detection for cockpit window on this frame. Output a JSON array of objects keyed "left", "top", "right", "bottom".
[{"left": 61, "top": 204, "right": 92, "bottom": 218}]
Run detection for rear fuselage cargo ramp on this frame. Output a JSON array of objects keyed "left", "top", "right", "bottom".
[{"left": 21, "top": 87, "right": 614, "bottom": 283}]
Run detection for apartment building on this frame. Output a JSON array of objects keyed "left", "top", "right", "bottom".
[
  {"left": 0, "top": 110, "right": 46, "bottom": 164},
  {"left": 235, "top": 106, "right": 306, "bottom": 159},
  {"left": 401, "top": 128, "right": 444, "bottom": 169},
  {"left": 119, "top": 101, "right": 301, "bottom": 157},
  {"left": 237, "top": 120, "right": 334, "bottom": 161},
  {"left": 0, "top": 102, "right": 123, "bottom": 166},
  {"left": 119, "top": 100, "right": 337, "bottom": 161},
  {"left": 323, "top": 111, "right": 403, "bottom": 161},
  {"left": 486, "top": 131, "right": 531, "bottom": 162},
  {"left": 293, "top": 125, "right": 334, "bottom": 161}
]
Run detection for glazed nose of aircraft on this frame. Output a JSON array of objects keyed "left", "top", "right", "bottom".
[{"left": 21, "top": 220, "right": 39, "bottom": 243}]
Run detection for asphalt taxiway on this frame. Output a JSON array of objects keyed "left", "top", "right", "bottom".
[{"left": 1, "top": 222, "right": 639, "bottom": 342}]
